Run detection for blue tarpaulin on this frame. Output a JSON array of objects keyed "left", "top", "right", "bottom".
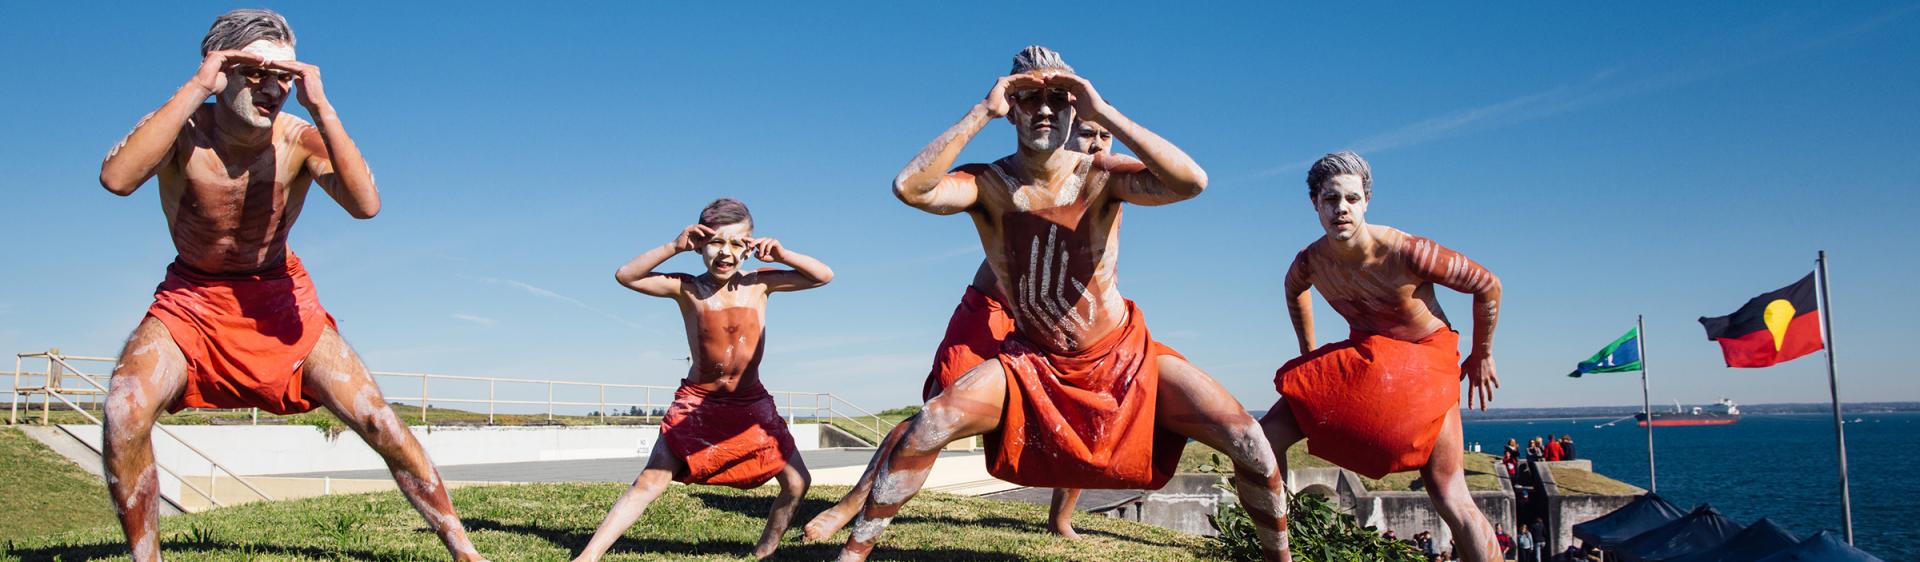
[{"left": 1572, "top": 493, "right": 1688, "bottom": 549}]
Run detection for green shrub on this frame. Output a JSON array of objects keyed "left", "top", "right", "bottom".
[{"left": 1209, "top": 488, "right": 1423, "bottom": 562}]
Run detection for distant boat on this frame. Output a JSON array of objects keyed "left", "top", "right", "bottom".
[{"left": 1637, "top": 398, "right": 1741, "bottom": 427}]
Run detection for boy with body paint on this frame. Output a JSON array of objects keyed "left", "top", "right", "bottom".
[
  {"left": 1263, "top": 151, "right": 1505, "bottom": 562},
  {"left": 801, "top": 117, "right": 1118, "bottom": 542},
  {"left": 575, "top": 198, "right": 830, "bottom": 561},
  {"left": 826, "top": 46, "right": 1291, "bottom": 562},
  {"left": 95, "top": 9, "right": 486, "bottom": 562}
]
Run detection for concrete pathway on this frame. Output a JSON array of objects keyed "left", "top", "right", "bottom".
[{"left": 272, "top": 448, "right": 1020, "bottom": 495}]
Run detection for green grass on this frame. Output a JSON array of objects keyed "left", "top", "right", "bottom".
[
  {"left": 1176, "top": 441, "right": 1502, "bottom": 492},
  {"left": 0, "top": 428, "right": 120, "bottom": 541},
  {"left": 1550, "top": 468, "right": 1641, "bottom": 496},
  {"left": 0, "top": 483, "right": 1209, "bottom": 561},
  {"left": 824, "top": 414, "right": 910, "bottom": 445}
]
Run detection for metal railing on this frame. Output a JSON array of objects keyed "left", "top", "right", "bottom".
[
  {"left": 11, "top": 349, "right": 902, "bottom": 443},
  {"left": 11, "top": 351, "right": 273, "bottom": 509}
]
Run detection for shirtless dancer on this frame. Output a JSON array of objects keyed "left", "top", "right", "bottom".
[
  {"left": 801, "top": 118, "right": 1116, "bottom": 542},
  {"left": 576, "top": 198, "right": 830, "bottom": 561},
  {"left": 830, "top": 46, "right": 1290, "bottom": 561},
  {"left": 1263, "top": 151, "right": 1504, "bottom": 561},
  {"left": 96, "top": 10, "right": 484, "bottom": 561}
]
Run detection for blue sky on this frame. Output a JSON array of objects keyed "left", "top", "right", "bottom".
[{"left": 3, "top": 2, "right": 1917, "bottom": 413}]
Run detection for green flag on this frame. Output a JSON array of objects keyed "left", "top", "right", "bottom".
[{"left": 1569, "top": 328, "right": 1642, "bottom": 377}]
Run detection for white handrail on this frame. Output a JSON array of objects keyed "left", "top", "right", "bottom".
[
  {"left": 14, "top": 351, "right": 902, "bottom": 443},
  {"left": 47, "top": 355, "right": 275, "bottom": 503}
]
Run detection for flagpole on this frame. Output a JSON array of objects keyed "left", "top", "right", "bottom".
[
  {"left": 1816, "top": 250, "right": 1854, "bottom": 544},
  {"left": 1638, "top": 314, "right": 1657, "bottom": 493}
]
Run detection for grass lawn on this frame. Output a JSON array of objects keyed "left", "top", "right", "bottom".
[
  {"left": 0, "top": 483, "right": 1209, "bottom": 561},
  {"left": 1551, "top": 468, "right": 1641, "bottom": 496},
  {"left": 0, "top": 428, "right": 120, "bottom": 541}
]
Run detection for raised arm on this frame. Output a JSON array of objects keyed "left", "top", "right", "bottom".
[
  {"left": 1284, "top": 250, "right": 1316, "bottom": 355},
  {"left": 747, "top": 238, "right": 833, "bottom": 293},
  {"left": 1047, "top": 73, "right": 1207, "bottom": 206},
  {"left": 1404, "top": 235, "right": 1502, "bottom": 409},
  {"left": 99, "top": 50, "right": 264, "bottom": 195},
  {"left": 274, "top": 60, "right": 379, "bottom": 219},
  {"left": 615, "top": 224, "right": 713, "bottom": 298},
  {"left": 893, "top": 74, "right": 1038, "bottom": 215}
]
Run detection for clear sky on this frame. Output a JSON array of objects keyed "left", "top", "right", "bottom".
[{"left": 3, "top": 2, "right": 1917, "bottom": 414}]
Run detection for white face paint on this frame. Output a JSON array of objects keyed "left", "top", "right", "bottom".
[
  {"left": 699, "top": 223, "right": 753, "bottom": 281},
  {"left": 1012, "top": 87, "right": 1074, "bottom": 152},
  {"left": 1313, "top": 174, "right": 1370, "bottom": 242},
  {"left": 219, "top": 40, "right": 296, "bottom": 128}
]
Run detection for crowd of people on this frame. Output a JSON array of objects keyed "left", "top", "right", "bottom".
[{"left": 1496, "top": 433, "right": 1577, "bottom": 477}]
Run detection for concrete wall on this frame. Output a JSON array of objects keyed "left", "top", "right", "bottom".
[
  {"left": 1539, "top": 463, "right": 1636, "bottom": 554},
  {"left": 1344, "top": 469, "right": 1516, "bottom": 549},
  {"left": 60, "top": 423, "right": 820, "bottom": 502}
]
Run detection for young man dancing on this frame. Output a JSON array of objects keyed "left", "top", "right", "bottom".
[
  {"left": 575, "top": 198, "right": 832, "bottom": 561},
  {"left": 1264, "top": 151, "right": 1505, "bottom": 561},
  {"left": 827, "top": 46, "right": 1290, "bottom": 561},
  {"left": 96, "top": 9, "right": 485, "bottom": 561},
  {"left": 801, "top": 116, "right": 1118, "bottom": 542}
]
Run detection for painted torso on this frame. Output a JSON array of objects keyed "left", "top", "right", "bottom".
[
  {"left": 677, "top": 273, "right": 770, "bottom": 391},
  {"left": 157, "top": 105, "right": 324, "bottom": 274},
  {"left": 1294, "top": 226, "right": 1458, "bottom": 342},
  {"left": 965, "top": 152, "right": 1128, "bottom": 354}
]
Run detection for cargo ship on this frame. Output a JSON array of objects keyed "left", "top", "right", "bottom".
[{"left": 1636, "top": 398, "right": 1741, "bottom": 427}]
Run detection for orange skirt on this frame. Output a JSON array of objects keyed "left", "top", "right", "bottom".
[
  {"left": 987, "top": 300, "right": 1186, "bottom": 489},
  {"left": 148, "top": 255, "right": 334, "bottom": 415},
  {"left": 1274, "top": 329, "right": 1461, "bottom": 479},
  {"left": 659, "top": 381, "right": 797, "bottom": 489},
  {"left": 922, "top": 286, "right": 1016, "bottom": 400}
]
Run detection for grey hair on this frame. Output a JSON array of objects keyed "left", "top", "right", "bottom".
[
  {"left": 201, "top": 9, "right": 295, "bottom": 56},
  {"left": 1306, "top": 151, "right": 1373, "bottom": 199},
  {"left": 1010, "top": 45, "right": 1074, "bottom": 75}
]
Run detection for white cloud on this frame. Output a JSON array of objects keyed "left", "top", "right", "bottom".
[{"left": 451, "top": 313, "right": 498, "bottom": 327}]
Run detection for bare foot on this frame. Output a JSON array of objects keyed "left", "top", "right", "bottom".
[
  {"left": 1048, "top": 520, "right": 1081, "bottom": 540},
  {"left": 804, "top": 506, "right": 857, "bottom": 542}
]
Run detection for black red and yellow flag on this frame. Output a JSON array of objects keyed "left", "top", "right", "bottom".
[{"left": 1698, "top": 272, "right": 1824, "bottom": 368}]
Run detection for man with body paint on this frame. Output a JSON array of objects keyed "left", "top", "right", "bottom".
[
  {"left": 827, "top": 46, "right": 1291, "bottom": 561},
  {"left": 1264, "top": 151, "right": 1505, "bottom": 561},
  {"left": 95, "top": 9, "right": 486, "bottom": 562},
  {"left": 800, "top": 116, "right": 1119, "bottom": 543},
  {"left": 576, "top": 198, "right": 830, "bottom": 561}
]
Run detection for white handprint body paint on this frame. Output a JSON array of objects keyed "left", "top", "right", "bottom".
[{"left": 984, "top": 154, "right": 1126, "bottom": 353}]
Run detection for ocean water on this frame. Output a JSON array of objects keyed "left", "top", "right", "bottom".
[{"left": 1463, "top": 412, "right": 1918, "bottom": 560}]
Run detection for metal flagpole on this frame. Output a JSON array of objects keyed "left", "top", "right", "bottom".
[
  {"left": 1816, "top": 250, "right": 1854, "bottom": 544},
  {"left": 1638, "top": 314, "right": 1656, "bottom": 493}
]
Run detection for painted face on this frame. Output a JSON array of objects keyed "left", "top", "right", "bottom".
[
  {"left": 1009, "top": 85, "right": 1074, "bottom": 152},
  {"left": 1313, "top": 174, "right": 1370, "bottom": 242},
  {"left": 1066, "top": 120, "right": 1113, "bottom": 155},
  {"left": 699, "top": 222, "right": 753, "bottom": 280},
  {"left": 218, "top": 40, "right": 296, "bottom": 128}
]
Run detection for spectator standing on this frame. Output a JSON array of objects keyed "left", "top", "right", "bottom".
[
  {"left": 1546, "top": 434, "right": 1564, "bottom": 461},
  {"left": 1561, "top": 435, "right": 1577, "bottom": 461},
  {"left": 1497, "top": 524, "right": 1514, "bottom": 559},
  {"left": 1516, "top": 525, "right": 1535, "bottom": 562},
  {"left": 1527, "top": 439, "right": 1545, "bottom": 462}
]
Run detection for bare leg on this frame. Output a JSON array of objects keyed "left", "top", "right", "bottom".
[
  {"left": 1423, "top": 409, "right": 1499, "bottom": 562},
  {"left": 303, "top": 327, "right": 486, "bottom": 562},
  {"left": 803, "top": 420, "right": 909, "bottom": 541},
  {"left": 1047, "top": 488, "right": 1082, "bottom": 538},
  {"left": 753, "top": 455, "right": 812, "bottom": 558},
  {"left": 1258, "top": 398, "right": 1307, "bottom": 562},
  {"left": 573, "top": 439, "right": 684, "bottom": 562},
  {"left": 838, "top": 360, "right": 1007, "bottom": 562},
  {"left": 1157, "top": 356, "right": 1289, "bottom": 562},
  {"left": 102, "top": 318, "right": 188, "bottom": 562}
]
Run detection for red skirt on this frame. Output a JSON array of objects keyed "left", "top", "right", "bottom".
[
  {"left": 659, "top": 381, "right": 797, "bottom": 489},
  {"left": 987, "top": 300, "right": 1186, "bottom": 489},
  {"left": 1274, "top": 329, "right": 1461, "bottom": 479},
  {"left": 922, "top": 286, "right": 1016, "bottom": 400},
  {"left": 147, "top": 254, "right": 334, "bottom": 415}
]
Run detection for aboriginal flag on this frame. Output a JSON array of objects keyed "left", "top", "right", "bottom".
[{"left": 1698, "top": 273, "right": 1824, "bottom": 368}]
